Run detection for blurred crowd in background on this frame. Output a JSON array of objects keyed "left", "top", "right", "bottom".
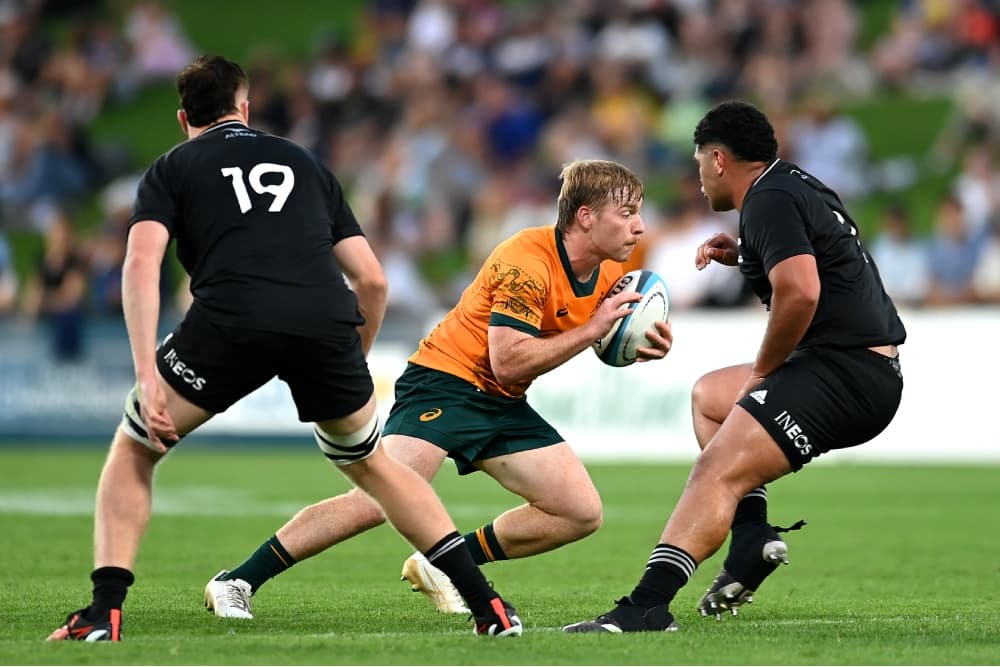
[{"left": 1, "top": 0, "right": 999, "bottom": 362}]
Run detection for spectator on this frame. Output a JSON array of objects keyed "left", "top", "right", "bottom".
[
  {"left": 789, "top": 93, "right": 870, "bottom": 200},
  {"left": 869, "top": 204, "right": 930, "bottom": 307},
  {"left": 0, "top": 230, "right": 18, "bottom": 314},
  {"left": 20, "top": 210, "right": 88, "bottom": 360},
  {"left": 925, "top": 195, "right": 981, "bottom": 306},
  {"left": 972, "top": 219, "right": 1000, "bottom": 304},
  {"left": 122, "top": 0, "right": 195, "bottom": 84}
]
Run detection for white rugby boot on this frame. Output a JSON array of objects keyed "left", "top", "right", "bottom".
[
  {"left": 204, "top": 570, "right": 253, "bottom": 619},
  {"left": 400, "top": 551, "right": 470, "bottom": 614}
]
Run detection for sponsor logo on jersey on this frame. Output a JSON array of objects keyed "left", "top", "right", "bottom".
[
  {"left": 556, "top": 307, "right": 569, "bottom": 317},
  {"left": 773, "top": 410, "right": 812, "bottom": 455},
  {"left": 749, "top": 389, "right": 767, "bottom": 404},
  {"left": 419, "top": 408, "right": 443, "bottom": 422},
  {"left": 163, "top": 348, "right": 207, "bottom": 391}
]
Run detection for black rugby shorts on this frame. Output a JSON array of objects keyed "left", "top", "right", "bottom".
[
  {"left": 156, "top": 305, "right": 373, "bottom": 421},
  {"left": 737, "top": 346, "right": 903, "bottom": 471}
]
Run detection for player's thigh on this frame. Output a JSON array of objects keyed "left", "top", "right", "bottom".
[
  {"left": 159, "top": 369, "right": 212, "bottom": 435},
  {"left": 477, "top": 443, "right": 601, "bottom": 520},
  {"left": 691, "top": 362, "right": 754, "bottom": 423},
  {"left": 381, "top": 434, "right": 449, "bottom": 480},
  {"left": 734, "top": 347, "right": 903, "bottom": 471},
  {"left": 381, "top": 363, "right": 507, "bottom": 475},
  {"left": 156, "top": 309, "right": 277, "bottom": 415},
  {"left": 278, "top": 328, "right": 374, "bottom": 426},
  {"left": 694, "top": 405, "right": 793, "bottom": 495}
]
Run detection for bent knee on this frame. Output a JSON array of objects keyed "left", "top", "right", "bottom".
[{"left": 556, "top": 496, "right": 603, "bottom": 538}]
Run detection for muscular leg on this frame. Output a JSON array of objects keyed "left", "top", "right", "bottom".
[
  {"left": 564, "top": 407, "right": 792, "bottom": 632},
  {"left": 476, "top": 443, "right": 602, "bottom": 559},
  {"left": 276, "top": 434, "right": 446, "bottom": 559},
  {"left": 691, "top": 363, "right": 753, "bottom": 450},
  {"left": 659, "top": 407, "right": 790, "bottom": 561},
  {"left": 95, "top": 373, "right": 212, "bottom": 570},
  {"left": 316, "top": 397, "right": 511, "bottom": 623}
]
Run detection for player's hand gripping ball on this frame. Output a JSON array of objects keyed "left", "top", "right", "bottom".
[{"left": 593, "top": 270, "right": 670, "bottom": 367}]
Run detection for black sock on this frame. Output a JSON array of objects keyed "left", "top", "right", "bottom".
[
  {"left": 732, "top": 486, "right": 768, "bottom": 528},
  {"left": 463, "top": 523, "right": 507, "bottom": 565},
  {"left": 90, "top": 566, "right": 134, "bottom": 616},
  {"left": 628, "top": 544, "right": 696, "bottom": 609},
  {"left": 224, "top": 535, "right": 296, "bottom": 593},
  {"left": 425, "top": 532, "right": 496, "bottom": 617}
]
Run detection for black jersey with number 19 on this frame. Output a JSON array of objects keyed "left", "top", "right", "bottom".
[
  {"left": 738, "top": 159, "right": 906, "bottom": 350},
  {"left": 129, "top": 120, "right": 364, "bottom": 337}
]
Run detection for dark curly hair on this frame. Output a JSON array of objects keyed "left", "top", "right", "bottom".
[
  {"left": 176, "top": 55, "right": 247, "bottom": 128},
  {"left": 693, "top": 101, "right": 778, "bottom": 163}
]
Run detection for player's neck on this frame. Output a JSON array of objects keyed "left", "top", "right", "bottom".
[
  {"left": 560, "top": 229, "right": 601, "bottom": 282},
  {"left": 186, "top": 114, "right": 247, "bottom": 139},
  {"left": 732, "top": 160, "right": 772, "bottom": 211}
]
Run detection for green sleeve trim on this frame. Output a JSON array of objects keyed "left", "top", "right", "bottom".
[{"left": 489, "top": 312, "right": 540, "bottom": 337}]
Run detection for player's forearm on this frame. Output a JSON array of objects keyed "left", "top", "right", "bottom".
[
  {"left": 492, "top": 323, "right": 598, "bottom": 386},
  {"left": 122, "top": 254, "right": 163, "bottom": 382},
  {"left": 753, "top": 290, "right": 817, "bottom": 376},
  {"left": 353, "top": 278, "right": 387, "bottom": 357}
]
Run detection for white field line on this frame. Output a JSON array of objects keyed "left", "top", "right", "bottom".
[{"left": 0, "top": 487, "right": 664, "bottom": 520}]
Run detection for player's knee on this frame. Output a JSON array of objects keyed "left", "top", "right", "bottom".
[
  {"left": 347, "top": 488, "right": 387, "bottom": 529},
  {"left": 119, "top": 386, "right": 180, "bottom": 454},
  {"left": 557, "top": 494, "right": 603, "bottom": 538},
  {"left": 691, "top": 373, "right": 721, "bottom": 420},
  {"left": 314, "top": 412, "right": 380, "bottom": 465}
]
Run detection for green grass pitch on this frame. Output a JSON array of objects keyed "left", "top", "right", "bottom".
[{"left": 0, "top": 446, "right": 997, "bottom": 664}]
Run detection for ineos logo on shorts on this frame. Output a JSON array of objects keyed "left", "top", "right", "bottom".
[
  {"left": 774, "top": 409, "right": 812, "bottom": 455},
  {"left": 163, "top": 348, "right": 207, "bottom": 391}
]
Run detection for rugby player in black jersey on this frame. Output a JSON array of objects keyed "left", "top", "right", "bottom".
[
  {"left": 565, "top": 100, "right": 905, "bottom": 634},
  {"left": 47, "top": 55, "right": 521, "bottom": 642}
]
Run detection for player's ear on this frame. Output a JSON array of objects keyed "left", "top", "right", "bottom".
[
  {"left": 576, "top": 205, "right": 593, "bottom": 231},
  {"left": 177, "top": 109, "right": 189, "bottom": 137},
  {"left": 712, "top": 148, "right": 726, "bottom": 176},
  {"left": 238, "top": 98, "right": 249, "bottom": 123}
]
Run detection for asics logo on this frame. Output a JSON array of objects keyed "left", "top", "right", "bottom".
[{"left": 419, "top": 408, "right": 443, "bottom": 422}]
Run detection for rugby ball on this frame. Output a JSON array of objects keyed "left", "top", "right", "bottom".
[{"left": 593, "top": 270, "right": 670, "bottom": 367}]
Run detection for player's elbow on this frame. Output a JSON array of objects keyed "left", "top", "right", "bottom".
[
  {"left": 491, "top": 361, "right": 519, "bottom": 387},
  {"left": 490, "top": 355, "right": 526, "bottom": 387},
  {"left": 353, "top": 268, "right": 388, "bottom": 300}
]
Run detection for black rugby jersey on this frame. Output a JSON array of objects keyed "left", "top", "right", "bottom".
[
  {"left": 738, "top": 159, "right": 906, "bottom": 349},
  {"left": 129, "top": 121, "right": 364, "bottom": 337}
]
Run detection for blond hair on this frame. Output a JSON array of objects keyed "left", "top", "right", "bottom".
[{"left": 556, "top": 160, "right": 643, "bottom": 233}]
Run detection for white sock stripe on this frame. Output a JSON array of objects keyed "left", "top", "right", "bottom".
[
  {"left": 743, "top": 487, "right": 767, "bottom": 500},
  {"left": 426, "top": 535, "right": 465, "bottom": 562},
  {"left": 647, "top": 553, "right": 695, "bottom": 578},
  {"left": 649, "top": 546, "right": 695, "bottom": 565},
  {"left": 648, "top": 547, "right": 696, "bottom": 576}
]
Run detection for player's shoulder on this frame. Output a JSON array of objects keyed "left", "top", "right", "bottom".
[{"left": 491, "top": 226, "right": 558, "bottom": 268}]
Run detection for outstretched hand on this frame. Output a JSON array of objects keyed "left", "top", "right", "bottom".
[{"left": 695, "top": 232, "right": 739, "bottom": 269}]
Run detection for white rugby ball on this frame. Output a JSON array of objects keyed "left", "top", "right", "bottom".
[{"left": 593, "top": 269, "right": 670, "bottom": 367}]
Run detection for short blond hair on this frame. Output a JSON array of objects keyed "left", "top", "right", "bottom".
[{"left": 556, "top": 160, "right": 643, "bottom": 233}]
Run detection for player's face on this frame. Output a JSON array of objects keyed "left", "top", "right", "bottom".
[
  {"left": 592, "top": 196, "right": 645, "bottom": 262},
  {"left": 694, "top": 146, "right": 735, "bottom": 211}
]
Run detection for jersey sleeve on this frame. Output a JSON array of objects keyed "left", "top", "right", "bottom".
[
  {"left": 129, "top": 155, "right": 178, "bottom": 235},
  {"left": 742, "top": 188, "right": 815, "bottom": 274},
  {"left": 326, "top": 168, "right": 364, "bottom": 242},
  {"left": 487, "top": 253, "right": 550, "bottom": 337}
]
